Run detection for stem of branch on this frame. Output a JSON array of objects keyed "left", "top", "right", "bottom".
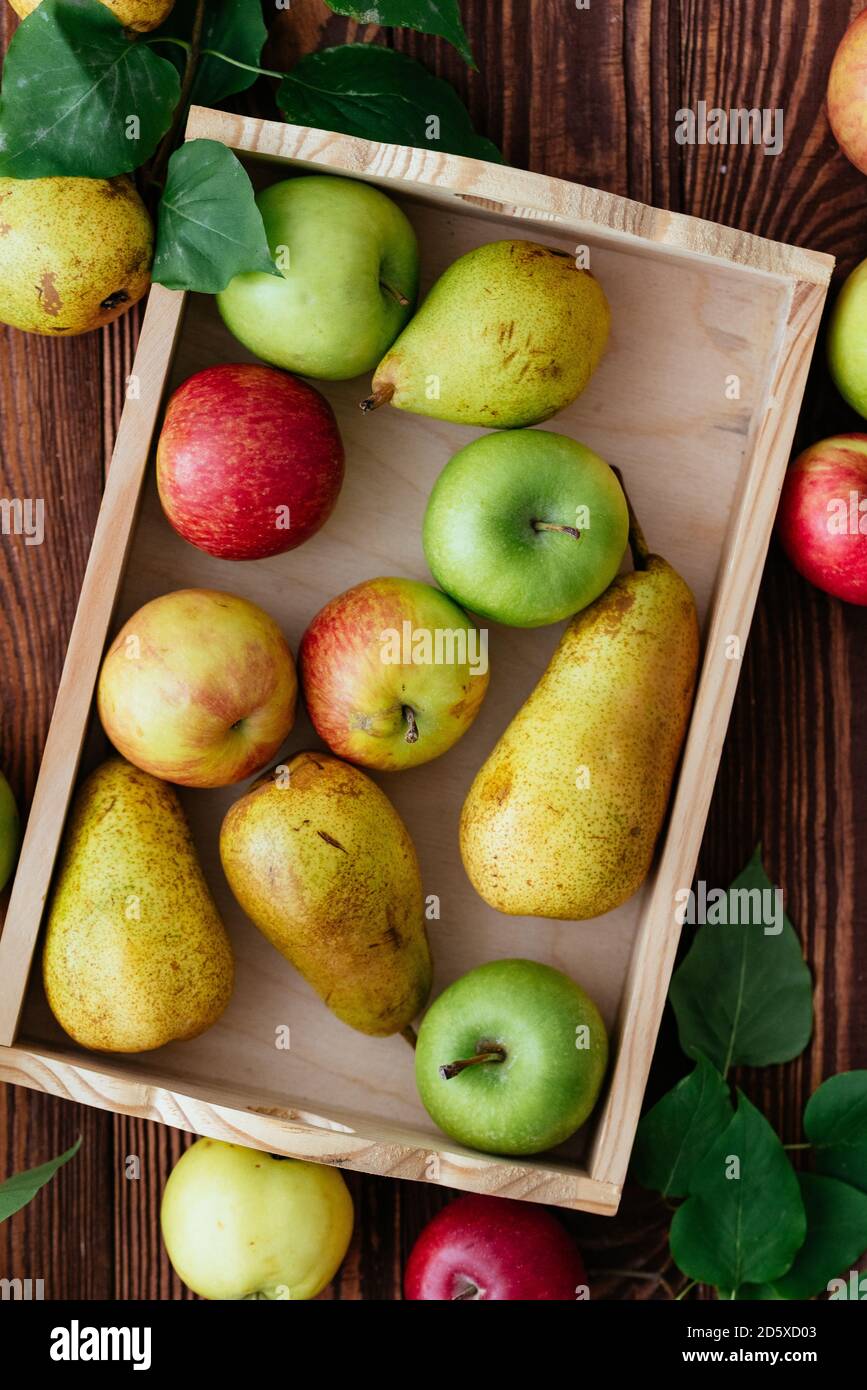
[{"left": 142, "top": 1, "right": 207, "bottom": 200}]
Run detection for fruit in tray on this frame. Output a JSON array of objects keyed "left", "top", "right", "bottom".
[
  {"left": 97, "top": 588, "right": 297, "bottom": 788},
  {"left": 423, "top": 429, "right": 628, "bottom": 627},
  {"left": 0, "top": 767, "right": 20, "bottom": 893},
  {"left": 404, "top": 1193, "right": 587, "bottom": 1301},
  {"left": 299, "top": 576, "right": 490, "bottom": 771},
  {"left": 161, "top": 1138, "right": 353, "bottom": 1301},
  {"left": 361, "top": 239, "right": 610, "bottom": 428},
  {"left": 217, "top": 174, "right": 419, "bottom": 380},
  {"left": 460, "top": 497, "right": 699, "bottom": 919},
  {"left": 777, "top": 434, "right": 867, "bottom": 606},
  {"left": 414, "top": 959, "right": 608, "bottom": 1156},
  {"left": 156, "top": 363, "right": 345, "bottom": 561},
  {"left": 0, "top": 175, "right": 152, "bottom": 336},
  {"left": 220, "top": 751, "right": 432, "bottom": 1038},
  {"left": 42, "top": 759, "right": 234, "bottom": 1053}
]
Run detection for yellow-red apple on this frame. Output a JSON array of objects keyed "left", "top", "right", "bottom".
[{"left": 97, "top": 589, "right": 297, "bottom": 787}]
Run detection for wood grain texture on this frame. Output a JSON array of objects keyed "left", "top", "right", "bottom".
[{"left": 1, "top": 0, "right": 865, "bottom": 1301}]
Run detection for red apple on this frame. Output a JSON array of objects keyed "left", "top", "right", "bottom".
[
  {"left": 299, "top": 577, "right": 490, "bottom": 771},
  {"left": 156, "top": 363, "right": 345, "bottom": 561},
  {"left": 828, "top": 9, "right": 867, "bottom": 175},
  {"left": 776, "top": 434, "right": 867, "bottom": 604},
  {"left": 404, "top": 1194, "right": 587, "bottom": 1301}
]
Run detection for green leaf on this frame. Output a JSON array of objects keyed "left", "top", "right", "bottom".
[
  {"left": 0, "top": 0, "right": 180, "bottom": 178},
  {"left": 631, "top": 1053, "right": 734, "bottom": 1197},
  {"left": 732, "top": 1282, "right": 786, "bottom": 1300},
  {"left": 277, "top": 45, "right": 502, "bottom": 163},
  {"left": 0, "top": 1137, "right": 81, "bottom": 1222},
  {"left": 804, "top": 1071, "right": 867, "bottom": 1193},
  {"left": 152, "top": 138, "right": 277, "bottom": 293},
  {"left": 669, "top": 1092, "right": 806, "bottom": 1290},
  {"left": 669, "top": 847, "right": 813, "bottom": 1074},
  {"left": 767, "top": 1173, "right": 867, "bottom": 1299},
  {"left": 154, "top": 0, "right": 268, "bottom": 107},
  {"left": 327, "top": 1, "right": 475, "bottom": 66}
]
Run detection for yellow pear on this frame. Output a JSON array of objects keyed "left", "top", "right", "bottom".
[
  {"left": 43, "top": 759, "right": 233, "bottom": 1052},
  {"left": 220, "top": 752, "right": 432, "bottom": 1037},
  {"left": 0, "top": 175, "right": 152, "bottom": 335},
  {"left": 460, "top": 506, "right": 700, "bottom": 920},
  {"left": 8, "top": 0, "right": 174, "bottom": 30}
]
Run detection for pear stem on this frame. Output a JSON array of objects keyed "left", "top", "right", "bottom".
[
  {"left": 532, "top": 520, "right": 581, "bottom": 540},
  {"left": 403, "top": 705, "right": 419, "bottom": 744},
  {"left": 439, "top": 1048, "right": 506, "bottom": 1081},
  {"left": 380, "top": 280, "right": 410, "bottom": 307},
  {"left": 400, "top": 1025, "right": 418, "bottom": 1050},
  {"left": 360, "top": 382, "right": 395, "bottom": 413},
  {"left": 611, "top": 466, "right": 650, "bottom": 571}
]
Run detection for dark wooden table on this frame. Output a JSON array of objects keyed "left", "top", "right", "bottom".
[{"left": 2, "top": 0, "right": 866, "bottom": 1300}]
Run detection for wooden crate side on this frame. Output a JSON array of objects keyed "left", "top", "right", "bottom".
[
  {"left": 0, "top": 287, "right": 187, "bottom": 1045},
  {"left": 588, "top": 277, "right": 829, "bottom": 1187},
  {"left": 185, "top": 108, "right": 834, "bottom": 287},
  {"left": 0, "top": 1043, "right": 621, "bottom": 1213}
]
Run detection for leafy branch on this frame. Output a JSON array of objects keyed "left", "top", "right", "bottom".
[
  {"left": 0, "top": 0, "right": 498, "bottom": 294},
  {"left": 631, "top": 848, "right": 867, "bottom": 1301}
]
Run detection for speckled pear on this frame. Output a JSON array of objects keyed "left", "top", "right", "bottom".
[
  {"left": 0, "top": 176, "right": 152, "bottom": 336},
  {"left": 362, "top": 239, "right": 610, "bottom": 428},
  {"left": 460, "top": 504, "right": 700, "bottom": 920},
  {"left": 220, "top": 752, "right": 432, "bottom": 1037},
  {"left": 8, "top": 0, "right": 174, "bottom": 30},
  {"left": 43, "top": 759, "right": 234, "bottom": 1052}
]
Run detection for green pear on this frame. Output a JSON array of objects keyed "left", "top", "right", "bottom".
[
  {"left": 460, "top": 503, "right": 699, "bottom": 919},
  {"left": 217, "top": 174, "right": 419, "bottom": 380},
  {"left": 0, "top": 767, "right": 19, "bottom": 893},
  {"left": 0, "top": 176, "right": 152, "bottom": 336},
  {"left": 362, "top": 240, "right": 610, "bottom": 428},
  {"left": 43, "top": 759, "right": 233, "bottom": 1052},
  {"left": 220, "top": 752, "right": 432, "bottom": 1036}
]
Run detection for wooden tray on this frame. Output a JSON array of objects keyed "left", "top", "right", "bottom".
[{"left": 0, "top": 108, "right": 832, "bottom": 1213}]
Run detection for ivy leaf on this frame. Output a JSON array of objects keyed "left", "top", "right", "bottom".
[
  {"left": 327, "top": 1, "right": 475, "bottom": 66},
  {"left": 804, "top": 1071, "right": 867, "bottom": 1193},
  {"left": 277, "top": 46, "right": 502, "bottom": 163},
  {"left": 669, "top": 1092, "right": 806, "bottom": 1290},
  {"left": 767, "top": 1173, "right": 867, "bottom": 1299},
  {"left": 153, "top": 0, "right": 267, "bottom": 107},
  {"left": 669, "top": 847, "right": 813, "bottom": 1074},
  {"left": 0, "top": 0, "right": 180, "bottom": 178},
  {"left": 631, "top": 1053, "right": 734, "bottom": 1198},
  {"left": 152, "top": 139, "right": 278, "bottom": 293},
  {"left": 0, "top": 1137, "right": 81, "bottom": 1222}
]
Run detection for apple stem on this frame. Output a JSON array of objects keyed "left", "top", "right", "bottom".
[
  {"left": 400, "top": 1024, "right": 418, "bottom": 1049},
  {"left": 360, "top": 382, "right": 396, "bottom": 413},
  {"left": 380, "top": 280, "right": 410, "bottom": 307},
  {"left": 403, "top": 705, "right": 419, "bottom": 744},
  {"left": 611, "top": 466, "right": 649, "bottom": 571},
  {"left": 439, "top": 1048, "right": 506, "bottom": 1080},
  {"left": 453, "top": 1284, "right": 480, "bottom": 1300},
  {"left": 532, "top": 520, "right": 581, "bottom": 540}
]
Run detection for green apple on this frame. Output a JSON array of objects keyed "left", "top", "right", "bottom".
[
  {"left": 217, "top": 175, "right": 419, "bottom": 380},
  {"left": 0, "top": 769, "right": 19, "bottom": 892},
  {"left": 829, "top": 256, "right": 867, "bottom": 417},
  {"left": 160, "top": 1139, "right": 354, "bottom": 1300},
  {"left": 415, "top": 959, "right": 608, "bottom": 1156},
  {"left": 422, "top": 431, "right": 628, "bottom": 627}
]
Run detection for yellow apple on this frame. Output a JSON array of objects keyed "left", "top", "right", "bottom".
[
  {"left": 97, "top": 588, "right": 297, "bottom": 788},
  {"left": 160, "top": 1139, "right": 354, "bottom": 1300}
]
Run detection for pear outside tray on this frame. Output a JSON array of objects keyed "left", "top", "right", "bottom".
[{"left": 0, "top": 108, "right": 832, "bottom": 1214}]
